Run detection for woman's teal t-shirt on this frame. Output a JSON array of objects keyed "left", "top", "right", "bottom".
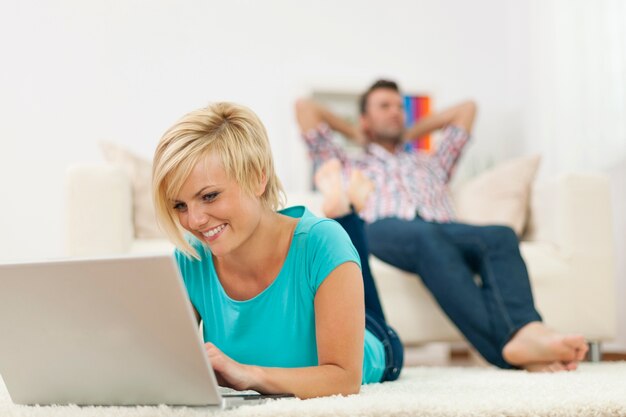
[{"left": 174, "top": 206, "right": 385, "bottom": 384}]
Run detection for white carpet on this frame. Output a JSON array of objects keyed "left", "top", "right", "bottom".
[{"left": 2, "top": 363, "right": 626, "bottom": 417}]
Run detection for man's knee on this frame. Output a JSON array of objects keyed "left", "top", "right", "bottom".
[
  {"left": 367, "top": 218, "right": 443, "bottom": 258},
  {"left": 367, "top": 219, "right": 402, "bottom": 255},
  {"left": 481, "top": 225, "right": 519, "bottom": 249}
]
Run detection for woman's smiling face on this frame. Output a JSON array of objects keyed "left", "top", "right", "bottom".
[{"left": 173, "top": 152, "right": 265, "bottom": 258}]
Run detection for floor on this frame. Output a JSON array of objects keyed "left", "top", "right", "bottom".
[{"left": 404, "top": 343, "right": 626, "bottom": 367}]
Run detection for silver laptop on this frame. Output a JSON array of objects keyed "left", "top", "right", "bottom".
[{"left": 0, "top": 254, "right": 293, "bottom": 407}]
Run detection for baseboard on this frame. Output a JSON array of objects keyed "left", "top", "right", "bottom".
[{"left": 603, "top": 352, "right": 626, "bottom": 361}]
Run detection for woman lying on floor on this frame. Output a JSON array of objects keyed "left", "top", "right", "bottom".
[{"left": 151, "top": 102, "right": 403, "bottom": 399}]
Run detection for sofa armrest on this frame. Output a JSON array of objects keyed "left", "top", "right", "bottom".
[
  {"left": 525, "top": 173, "right": 616, "bottom": 340},
  {"left": 526, "top": 173, "right": 614, "bottom": 257},
  {"left": 66, "top": 164, "right": 134, "bottom": 256}
]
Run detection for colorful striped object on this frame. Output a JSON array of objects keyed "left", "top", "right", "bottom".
[{"left": 403, "top": 95, "right": 431, "bottom": 152}]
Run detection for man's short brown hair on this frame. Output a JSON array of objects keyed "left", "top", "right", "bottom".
[{"left": 359, "top": 79, "right": 401, "bottom": 115}]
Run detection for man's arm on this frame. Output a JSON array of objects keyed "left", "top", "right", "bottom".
[
  {"left": 423, "top": 101, "right": 477, "bottom": 183},
  {"left": 295, "top": 99, "right": 366, "bottom": 145},
  {"left": 403, "top": 100, "right": 477, "bottom": 141},
  {"left": 295, "top": 99, "right": 354, "bottom": 169}
]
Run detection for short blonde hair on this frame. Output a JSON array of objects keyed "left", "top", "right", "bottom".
[{"left": 152, "top": 102, "right": 285, "bottom": 259}]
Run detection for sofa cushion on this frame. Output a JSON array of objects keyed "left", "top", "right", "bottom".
[
  {"left": 100, "top": 141, "right": 164, "bottom": 239},
  {"left": 453, "top": 155, "right": 541, "bottom": 236}
]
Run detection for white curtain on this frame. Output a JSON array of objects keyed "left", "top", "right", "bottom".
[
  {"left": 527, "top": 0, "right": 626, "bottom": 177},
  {"left": 527, "top": 0, "right": 626, "bottom": 350}
]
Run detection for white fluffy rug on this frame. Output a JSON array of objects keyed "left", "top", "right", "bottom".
[{"left": 2, "top": 363, "right": 626, "bottom": 417}]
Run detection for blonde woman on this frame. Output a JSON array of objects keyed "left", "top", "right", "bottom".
[{"left": 152, "top": 102, "right": 403, "bottom": 399}]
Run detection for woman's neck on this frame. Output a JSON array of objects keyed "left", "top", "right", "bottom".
[{"left": 213, "top": 210, "right": 298, "bottom": 298}]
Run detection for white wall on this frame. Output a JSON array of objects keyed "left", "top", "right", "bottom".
[
  {"left": 0, "top": 0, "right": 529, "bottom": 262},
  {"left": 2, "top": 0, "right": 624, "bottom": 351}
]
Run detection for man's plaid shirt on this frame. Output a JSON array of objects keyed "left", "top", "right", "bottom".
[{"left": 302, "top": 124, "right": 470, "bottom": 224}]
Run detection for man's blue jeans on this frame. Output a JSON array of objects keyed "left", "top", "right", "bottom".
[{"left": 366, "top": 216, "right": 542, "bottom": 368}]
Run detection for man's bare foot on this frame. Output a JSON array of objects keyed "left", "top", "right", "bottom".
[
  {"left": 523, "top": 361, "right": 573, "bottom": 373},
  {"left": 315, "top": 159, "right": 350, "bottom": 218},
  {"left": 347, "top": 170, "right": 374, "bottom": 213},
  {"left": 502, "top": 322, "right": 589, "bottom": 368}
]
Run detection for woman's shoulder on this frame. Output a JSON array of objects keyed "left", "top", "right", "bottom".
[
  {"left": 280, "top": 206, "right": 360, "bottom": 291},
  {"left": 280, "top": 206, "right": 345, "bottom": 239},
  {"left": 281, "top": 206, "right": 356, "bottom": 263}
]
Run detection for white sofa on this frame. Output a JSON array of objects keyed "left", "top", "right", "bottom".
[{"left": 66, "top": 165, "right": 617, "bottom": 353}]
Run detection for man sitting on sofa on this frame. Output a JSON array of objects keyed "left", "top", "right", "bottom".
[{"left": 295, "top": 79, "right": 588, "bottom": 372}]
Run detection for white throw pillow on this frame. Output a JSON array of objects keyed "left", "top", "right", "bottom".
[
  {"left": 100, "top": 141, "right": 164, "bottom": 239},
  {"left": 453, "top": 155, "right": 541, "bottom": 236}
]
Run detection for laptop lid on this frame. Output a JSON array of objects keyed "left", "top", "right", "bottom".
[{"left": 0, "top": 254, "right": 223, "bottom": 406}]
